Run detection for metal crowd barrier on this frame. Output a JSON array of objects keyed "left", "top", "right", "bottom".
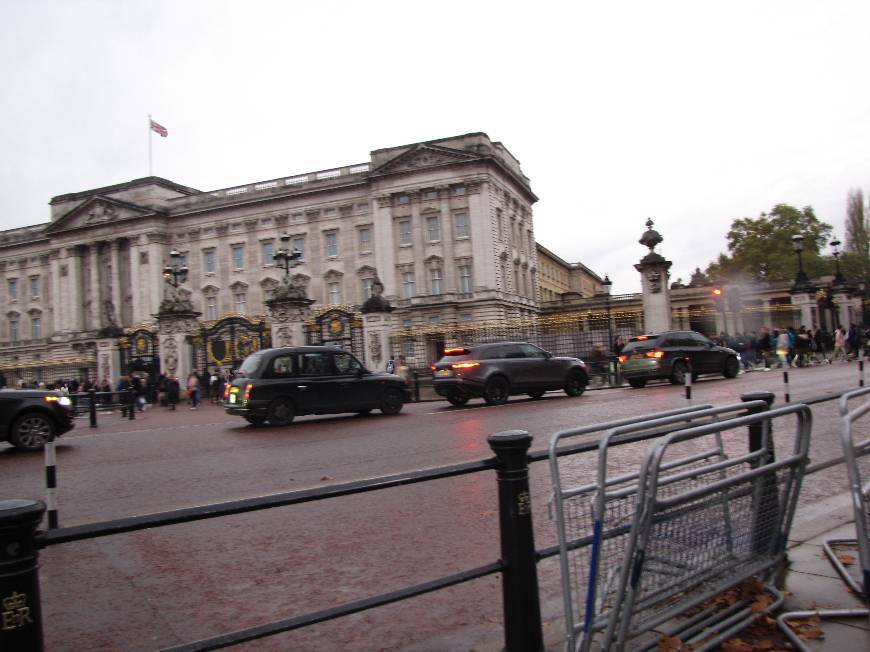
[
  {"left": 549, "top": 397, "right": 811, "bottom": 651},
  {"left": 777, "top": 387, "right": 870, "bottom": 650},
  {"left": 69, "top": 388, "right": 137, "bottom": 426}
]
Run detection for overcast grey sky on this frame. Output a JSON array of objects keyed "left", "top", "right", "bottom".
[{"left": 2, "top": 1, "right": 869, "bottom": 293}]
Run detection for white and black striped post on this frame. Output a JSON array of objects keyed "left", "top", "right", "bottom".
[
  {"left": 782, "top": 370, "right": 790, "bottom": 403},
  {"left": 44, "top": 438, "right": 58, "bottom": 529},
  {"left": 860, "top": 360, "right": 865, "bottom": 388},
  {"left": 684, "top": 358, "right": 692, "bottom": 401}
]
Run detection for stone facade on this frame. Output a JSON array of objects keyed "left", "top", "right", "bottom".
[
  {"left": 537, "top": 243, "right": 607, "bottom": 303},
  {"left": 0, "top": 132, "right": 539, "bottom": 383}
]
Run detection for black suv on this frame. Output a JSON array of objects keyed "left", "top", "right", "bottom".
[
  {"left": 618, "top": 331, "right": 740, "bottom": 388},
  {"left": 431, "top": 342, "right": 588, "bottom": 406},
  {"left": 224, "top": 346, "right": 412, "bottom": 426},
  {"left": 0, "top": 389, "right": 76, "bottom": 451}
]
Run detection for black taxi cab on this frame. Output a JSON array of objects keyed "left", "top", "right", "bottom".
[{"left": 224, "top": 346, "right": 411, "bottom": 426}]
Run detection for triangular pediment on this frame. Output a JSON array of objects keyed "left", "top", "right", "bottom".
[
  {"left": 45, "top": 195, "right": 162, "bottom": 234},
  {"left": 371, "top": 144, "right": 482, "bottom": 176}
]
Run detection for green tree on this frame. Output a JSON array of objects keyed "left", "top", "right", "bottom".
[
  {"left": 705, "top": 204, "right": 833, "bottom": 282},
  {"left": 841, "top": 188, "right": 870, "bottom": 289}
]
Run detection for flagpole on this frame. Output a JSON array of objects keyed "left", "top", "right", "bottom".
[{"left": 148, "top": 115, "right": 153, "bottom": 176}]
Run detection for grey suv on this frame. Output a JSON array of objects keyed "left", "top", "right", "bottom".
[
  {"left": 431, "top": 342, "right": 588, "bottom": 406},
  {"left": 618, "top": 331, "right": 740, "bottom": 388}
]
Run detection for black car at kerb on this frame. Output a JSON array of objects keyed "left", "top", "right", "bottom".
[
  {"left": 224, "top": 346, "right": 412, "bottom": 426},
  {"left": 0, "top": 389, "right": 76, "bottom": 451},
  {"left": 618, "top": 330, "right": 741, "bottom": 388},
  {"left": 431, "top": 342, "right": 588, "bottom": 406}
]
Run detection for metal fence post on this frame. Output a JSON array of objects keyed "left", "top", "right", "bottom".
[
  {"left": 88, "top": 388, "right": 97, "bottom": 428},
  {"left": 412, "top": 371, "right": 420, "bottom": 403},
  {"left": 0, "top": 499, "right": 46, "bottom": 652},
  {"left": 487, "top": 430, "right": 544, "bottom": 652},
  {"left": 128, "top": 388, "right": 135, "bottom": 420},
  {"left": 741, "top": 392, "right": 778, "bottom": 555}
]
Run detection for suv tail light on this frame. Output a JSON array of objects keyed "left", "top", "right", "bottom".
[
  {"left": 244, "top": 384, "right": 254, "bottom": 401},
  {"left": 451, "top": 361, "right": 480, "bottom": 370},
  {"left": 443, "top": 347, "right": 469, "bottom": 355},
  {"left": 224, "top": 385, "right": 231, "bottom": 400},
  {"left": 618, "top": 354, "right": 628, "bottom": 364},
  {"left": 647, "top": 349, "right": 664, "bottom": 359}
]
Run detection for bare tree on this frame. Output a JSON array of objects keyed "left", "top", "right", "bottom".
[{"left": 843, "top": 188, "right": 870, "bottom": 290}]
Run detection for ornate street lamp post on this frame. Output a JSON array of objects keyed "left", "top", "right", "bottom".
[
  {"left": 830, "top": 237, "right": 846, "bottom": 286},
  {"left": 162, "top": 249, "right": 188, "bottom": 289},
  {"left": 274, "top": 234, "right": 302, "bottom": 278},
  {"left": 791, "top": 234, "right": 810, "bottom": 288},
  {"left": 601, "top": 274, "right": 613, "bottom": 353}
]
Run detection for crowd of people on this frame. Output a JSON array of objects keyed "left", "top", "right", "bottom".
[
  {"left": 710, "top": 324, "right": 866, "bottom": 369},
  {"left": 0, "top": 368, "right": 240, "bottom": 413}
]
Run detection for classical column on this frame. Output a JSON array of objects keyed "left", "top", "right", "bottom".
[
  {"left": 156, "top": 300, "right": 201, "bottom": 381},
  {"left": 110, "top": 240, "right": 122, "bottom": 324},
  {"left": 148, "top": 238, "right": 165, "bottom": 318},
  {"left": 128, "top": 237, "right": 142, "bottom": 324},
  {"left": 67, "top": 246, "right": 84, "bottom": 332},
  {"left": 89, "top": 243, "right": 101, "bottom": 330},
  {"left": 49, "top": 250, "right": 61, "bottom": 336}
]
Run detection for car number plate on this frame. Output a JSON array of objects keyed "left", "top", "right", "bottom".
[
  {"left": 229, "top": 394, "right": 237, "bottom": 404},
  {"left": 435, "top": 369, "right": 453, "bottom": 378}
]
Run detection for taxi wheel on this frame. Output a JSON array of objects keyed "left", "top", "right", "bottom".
[
  {"left": 723, "top": 356, "right": 740, "bottom": 378},
  {"left": 267, "top": 398, "right": 295, "bottom": 426},
  {"left": 563, "top": 371, "right": 587, "bottom": 397},
  {"left": 671, "top": 361, "right": 688, "bottom": 385}
]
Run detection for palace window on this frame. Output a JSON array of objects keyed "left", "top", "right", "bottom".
[
  {"left": 233, "top": 292, "right": 247, "bottom": 314},
  {"left": 454, "top": 212, "right": 469, "bottom": 239},
  {"left": 424, "top": 190, "right": 438, "bottom": 200},
  {"left": 458, "top": 264, "right": 472, "bottom": 294},
  {"left": 232, "top": 245, "right": 245, "bottom": 270},
  {"left": 292, "top": 236, "right": 305, "bottom": 260},
  {"left": 398, "top": 219, "right": 412, "bottom": 246},
  {"left": 31, "top": 317, "right": 40, "bottom": 339},
  {"left": 429, "top": 267, "right": 442, "bottom": 295},
  {"left": 362, "top": 278, "right": 374, "bottom": 300},
  {"left": 453, "top": 185, "right": 466, "bottom": 196},
  {"left": 9, "top": 319, "right": 18, "bottom": 342},
  {"left": 358, "top": 227, "right": 372, "bottom": 253},
  {"left": 402, "top": 272, "right": 415, "bottom": 299},
  {"left": 325, "top": 232, "right": 338, "bottom": 257},
  {"left": 261, "top": 241, "right": 274, "bottom": 266},
  {"left": 29, "top": 276, "right": 40, "bottom": 300},
  {"left": 327, "top": 281, "right": 342, "bottom": 304},
  {"left": 203, "top": 249, "right": 215, "bottom": 274},
  {"left": 426, "top": 216, "right": 441, "bottom": 242},
  {"left": 8, "top": 278, "right": 17, "bottom": 302},
  {"left": 397, "top": 194, "right": 410, "bottom": 205},
  {"left": 206, "top": 296, "right": 217, "bottom": 321}
]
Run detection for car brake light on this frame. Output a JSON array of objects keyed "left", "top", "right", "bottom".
[
  {"left": 618, "top": 355, "right": 628, "bottom": 364},
  {"left": 635, "top": 335, "right": 649, "bottom": 341},
  {"left": 44, "top": 396, "right": 59, "bottom": 403},
  {"left": 244, "top": 384, "right": 253, "bottom": 401},
  {"left": 451, "top": 361, "right": 480, "bottom": 370},
  {"left": 224, "top": 385, "right": 231, "bottom": 399},
  {"left": 647, "top": 349, "right": 664, "bottom": 359},
  {"left": 430, "top": 365, "right": 437, "bottom": 371},
  {"left": 444, "top": 347, "right": 468, "bottom": 355}
]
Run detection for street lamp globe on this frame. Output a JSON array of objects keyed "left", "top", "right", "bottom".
[
  {"left": 830, "top": 238, "right": 846, "bottom": 285},
  {"left": 791, "top": 233, "right": 809, "bottom": 287}
]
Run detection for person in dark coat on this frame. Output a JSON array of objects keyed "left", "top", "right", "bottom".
[
  {"left": 167, "top": 376, "right": 180, "bottom": 411},
  {"left": 117, "top": 375, "right": 132, "bottom": 417}
]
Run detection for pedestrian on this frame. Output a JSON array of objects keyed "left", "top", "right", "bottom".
[
  {"left": 613, "top": 335, "right": 626, "bottom": 357},
  {"left": 210, "top": 369, "right": 220, "bottom": 403},
  {"left": 775, "top": 330, "right": 790, "bottom": 368},
  {"left": 167, "top": 375, "right": 180, "bottom": 410},
  {"left": 117, "top": 375, "right": 132, "bottom": 417},
  {"left": 187, "top": 371, "right": 200, "bottom": 410},
  {"left": 833, "top": 326, "right": 847, "bottom": 362},
  {"left": 385, "top": 357, "right": 396, "bottom": 374}
]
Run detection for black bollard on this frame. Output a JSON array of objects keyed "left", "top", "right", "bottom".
[
  {"left": 741, "top": 392, "right": 778, "bottom": 555},
  {"left": 412, "top": 371, "right": 420, "bottom": 403},
  {"left": 128, "top": 388, "right": 135, "bottom": 421},
  {"left": 88, "top": 388, "right": 97, "bottom": 428},
  {"left": 0, "top": 499, "right": 46, "bottom": 652},
  {"left": 487, "top": 430, "right": 544, "bottom": 652}
]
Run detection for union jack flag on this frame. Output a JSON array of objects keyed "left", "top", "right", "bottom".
[{"left": 149, "top": 119, "right": 168, "bottom": 137}]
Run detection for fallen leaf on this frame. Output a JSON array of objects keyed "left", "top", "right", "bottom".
[
  {"left": 657, "top": 636, "right": 686, "bottom": 651},
  {"left": 797, "top": 626, "right": 824, "bottom": 641},
  {"left": 721, "top": 638, "right": 753, "bottom": 652},
  {"left": 320, "top": 475, "right": 333, "bottom": 481},
  {"left": 836, "top": 553, "right": 856, "bottom": 566}
]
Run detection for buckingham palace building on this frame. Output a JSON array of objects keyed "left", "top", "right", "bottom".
[{"left": 0, "top": 132, "right": 542, "bottom": 385}]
